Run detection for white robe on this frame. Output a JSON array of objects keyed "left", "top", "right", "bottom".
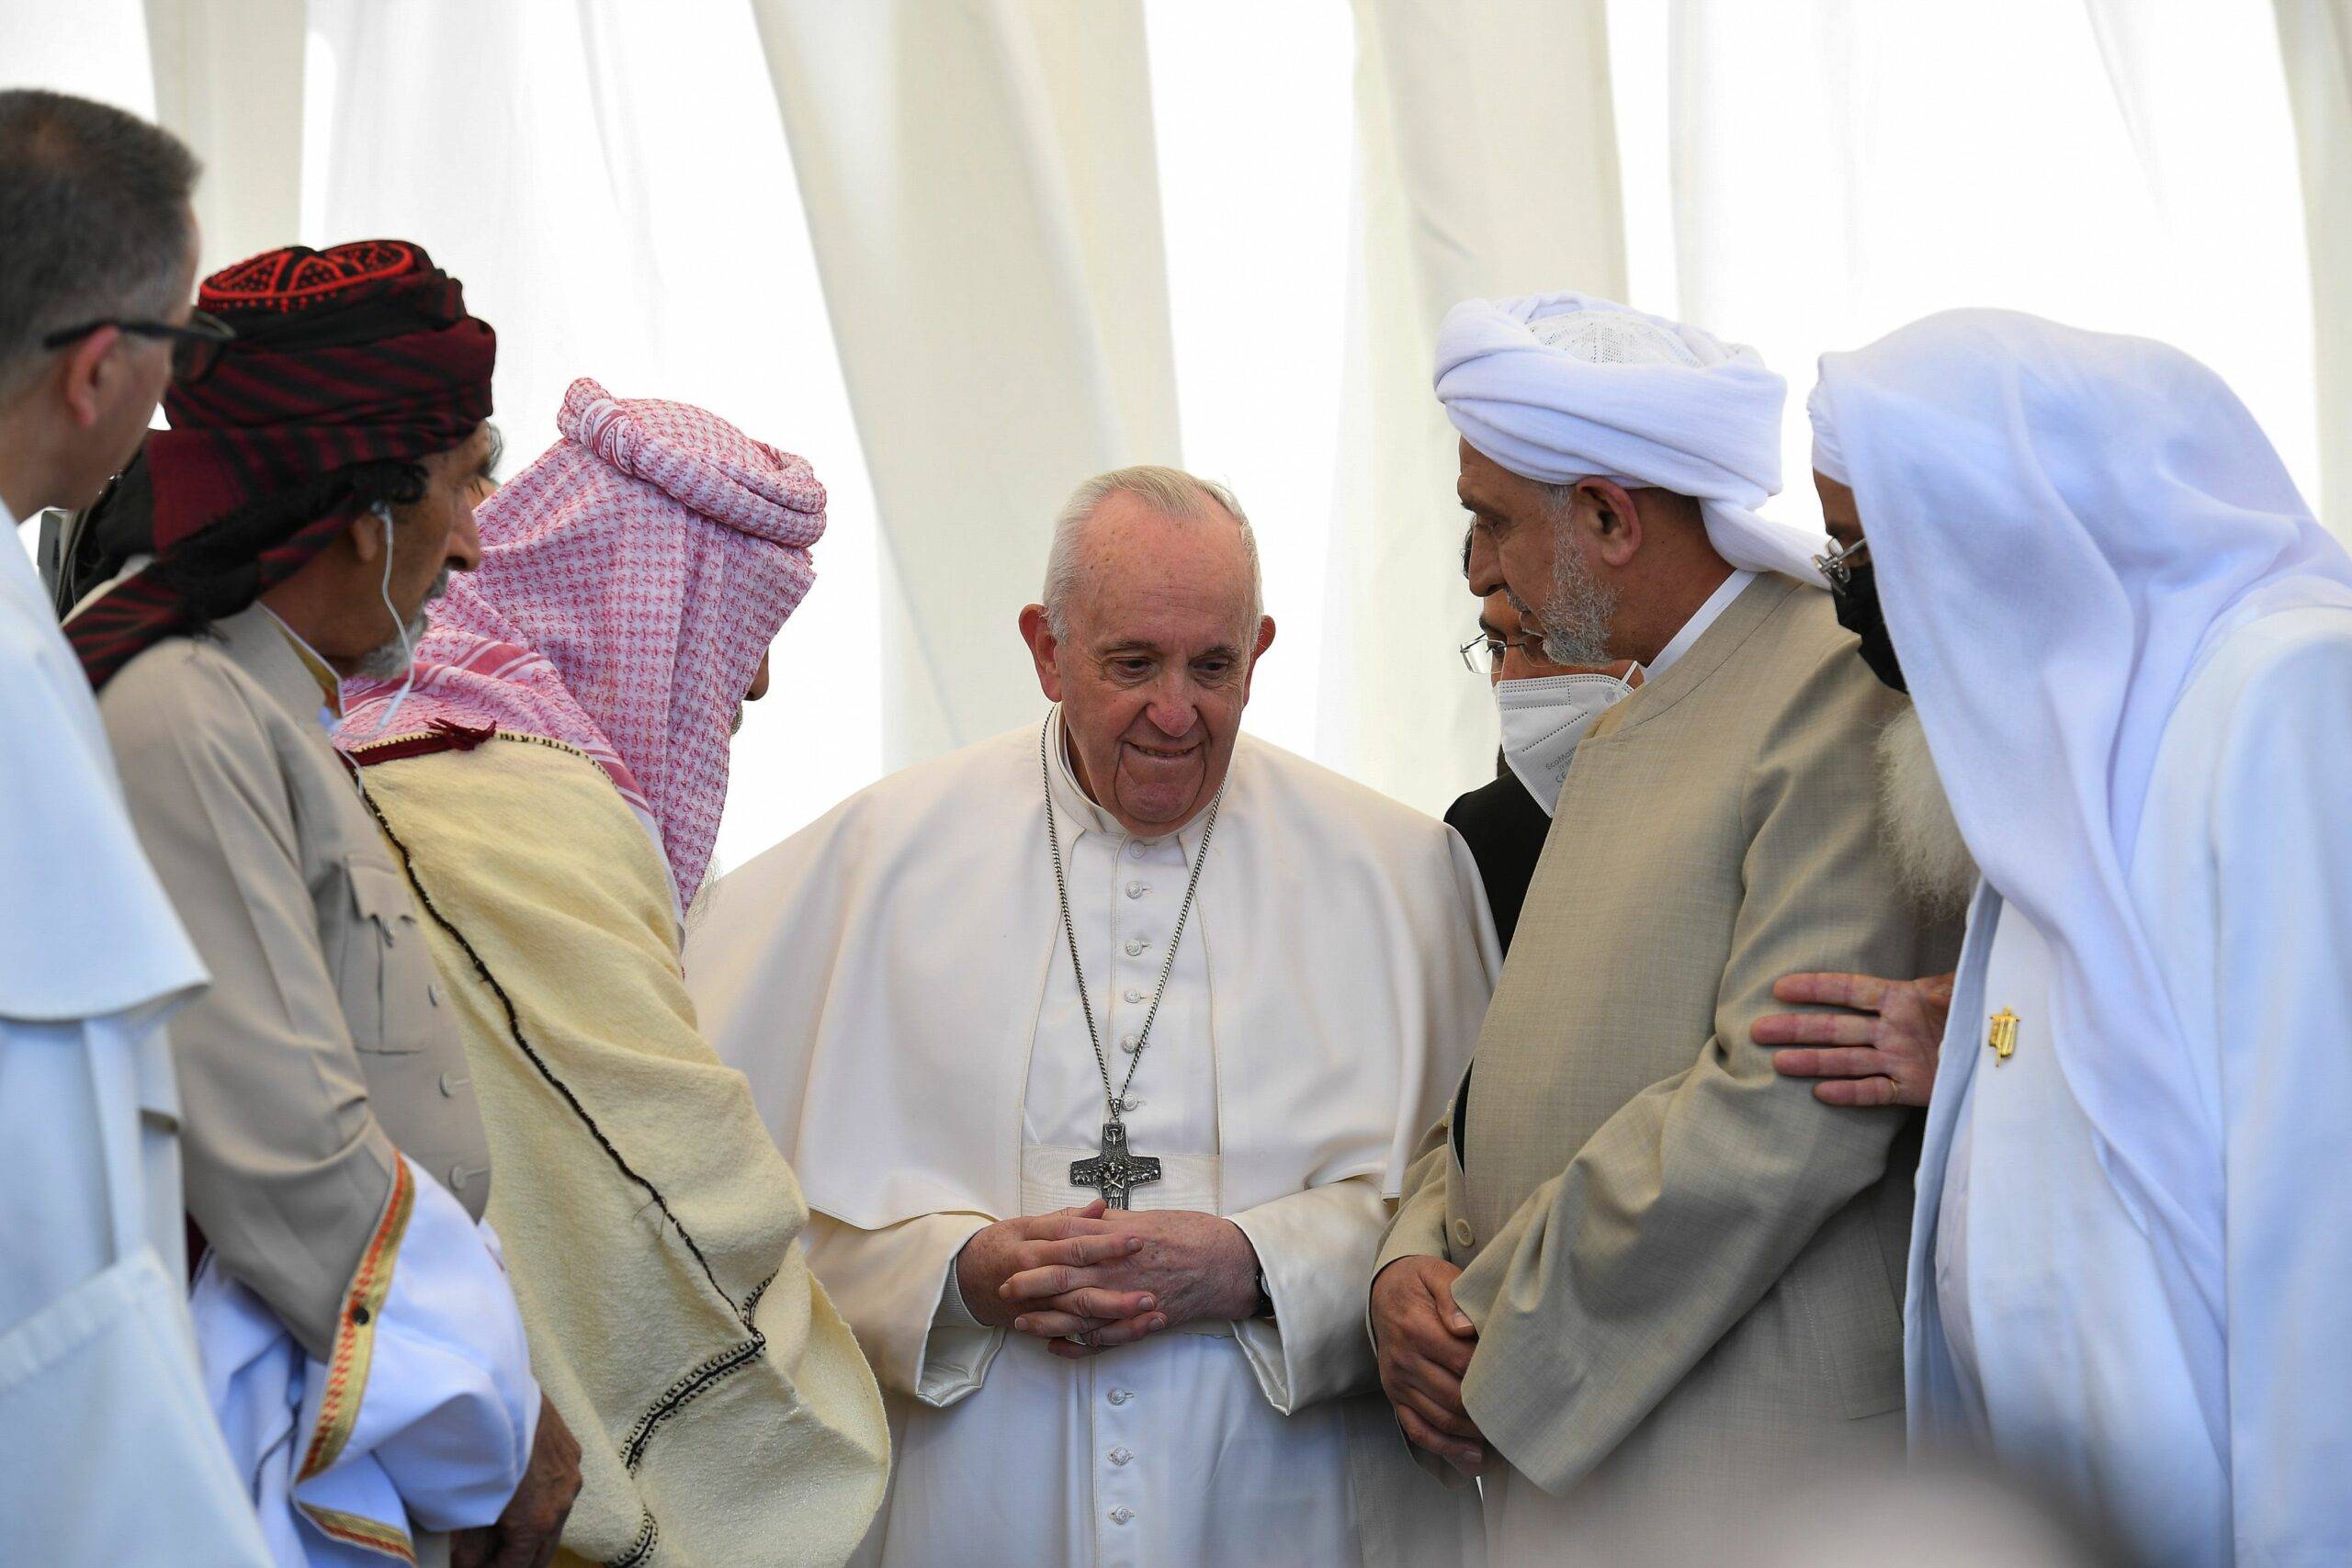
[
  {"left": 1908, "top": 604, "right": 2352, "bottom": 1566},
  {"left": 0, "top": 499, "right": 268, "bottom": 1563},
  {"left": 687, "top": 712, "right": 1497, "bottom": 1568}
]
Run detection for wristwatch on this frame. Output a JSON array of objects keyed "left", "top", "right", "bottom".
[{"left": 1252, "top": 1262, "right": 1275, "bottom": 1321}]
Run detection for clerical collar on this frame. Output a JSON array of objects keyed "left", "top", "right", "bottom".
[
  {"left": 1646, "top": 569, "right": 1756, "bottom": 679},
  {"left": 1044, "top": 705, "right": 1216, "bottom": 850}
]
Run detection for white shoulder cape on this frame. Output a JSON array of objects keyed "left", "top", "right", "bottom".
[{"left": 687, "top": 715, "right": 1498, "bottom": 1228}]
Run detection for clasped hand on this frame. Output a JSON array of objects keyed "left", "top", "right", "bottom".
[{"left": 955, "top": 1201, "right": 1260, "bottom": 1359}]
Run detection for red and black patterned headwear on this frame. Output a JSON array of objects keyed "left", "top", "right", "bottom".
[{"left": 69, "top": 239, "right": 495, "bottom": 689}]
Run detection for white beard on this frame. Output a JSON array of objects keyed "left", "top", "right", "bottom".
[{"left": 1877, "top": 705, "right": 1977, "bottom": 915}]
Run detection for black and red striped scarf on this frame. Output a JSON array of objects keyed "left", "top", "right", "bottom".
[{"left": 69, "top": 240, "right": 495, "bottom": 690}]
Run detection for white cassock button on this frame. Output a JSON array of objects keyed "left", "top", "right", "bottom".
[
  {"left": 1451, "top": 1217, "right": 1475, "bottom": 1248},
  {"left": 1125, "top": 881, "right": 1148, "bottom": 898},
  {"left": 1107, "top": 1388, "right": 1134, "bottom": 1405},
  {"left": 1129, "top": 840, "right": 1153, "bottom": 858},
  {"left": 1109, "top": 1507, "right": 1136, "bottom": 1525},
  {"left": 1124, "top": 938, "right": 1147, "bottom": 956},
  {"left": 1124, "top": 988, "right": 1146, "bottom": 1004},
  {"left": 1120, "top": 1033, "right": 1140, "bottom": 1054},
  {"left": 1109, "top": 1446, "right": 1134, "bottom": 1466}
]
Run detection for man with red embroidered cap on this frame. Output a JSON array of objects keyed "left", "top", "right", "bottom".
[
  {"left": 334, "top": 378, "right": 889, "bottom": 1567},
  {"left": 77, "top": 240, "right": 581, "bottom": 1568}
]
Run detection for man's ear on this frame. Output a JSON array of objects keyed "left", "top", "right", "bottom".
[
  {"left": 1018, "top": 603, "right": 1065, "bottom": 702},
  {"left": 346, "top": 507, "right": 390, "bottom": 566},
  {"left": 1240, "top": 615, "right": 1277, "bottom": 702},
  {"left": 1577, "top": 478, "right": 1645, "bottom": 570},
  {"left": 59, "top": 329, "right": 121, "bottom": 429}
]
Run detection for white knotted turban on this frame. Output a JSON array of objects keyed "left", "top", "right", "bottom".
[
  {"left": 1434, "top": 291, "right": 1828, "bottom": 586},
  {"left": 1804, "top": 378, "right": 1849, "bottom": 486}
]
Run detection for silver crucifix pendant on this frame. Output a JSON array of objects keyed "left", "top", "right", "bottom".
[{"left": 1070, "top": 1118, "right": 1162, "bottom": 1210}]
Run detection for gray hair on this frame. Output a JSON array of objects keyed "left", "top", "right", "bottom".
[
  {"left": 1043, "top": 464, "right": 1262, "bottom": 639},
  {"left": 0, "top": 91, "right": 200, "bottom": 400}
]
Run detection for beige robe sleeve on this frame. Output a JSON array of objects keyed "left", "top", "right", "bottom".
[
  {"left": 1447, "top": 639, "right": 1932, "bottom": 1492},
  {"left": 1374, "top": 1113, "right": 1458, "bottom": 1280},
  {"left": 103, "top": 648, "right": 397, "bottom": 1359}
]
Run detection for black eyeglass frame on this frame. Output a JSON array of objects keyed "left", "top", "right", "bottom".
[
  {"left": 40, "top": 310, "right": 236, "bottom": 382},
  {"left": 1458, "top": 630, "right": 1547, "bottom": 675}
]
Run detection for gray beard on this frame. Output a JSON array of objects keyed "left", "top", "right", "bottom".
[
  {"left": 1877, "top": 705, "right": 1977, "bottom": 915},
  {"left": 1510, "top": 535, "right": 1618, "bottom": 666},
  {"left": 354, "top": 570, "right": 447, "bottom": 682},
  {"left": 353, "top": 607, "right": 430, "bottom": 682}
]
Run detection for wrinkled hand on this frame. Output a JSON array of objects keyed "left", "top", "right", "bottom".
[
  {"left": 1753, "top": 971, "right": 1955, "bottom": 1107},
  {"left": 997, "top": 1208, "right": 1259, "bottom": 1359},
  {"left": 451, "top": 1396, "right": 582, "bottom": 1568},
  {"left": 1371, "top": 1255, "right": 1488, "bottom": 1475},
  {"left": 955, "top": 1202, "right": 1156, "bottom": 1337}
]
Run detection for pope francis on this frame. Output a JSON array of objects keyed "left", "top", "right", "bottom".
[{"left": 688, "top": 466, "right": 1497, "bottom": 1567}]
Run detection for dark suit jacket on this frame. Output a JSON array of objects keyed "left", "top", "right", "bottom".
[{"left": 1444, "top": 770, "right": 1550, "bottom": 953}]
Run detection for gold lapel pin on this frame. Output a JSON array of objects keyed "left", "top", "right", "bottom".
[{"left": 1987, "top": 1008, "right": 2019, "bottom": 1061}]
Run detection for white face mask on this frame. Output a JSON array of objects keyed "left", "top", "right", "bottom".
[{"left": 1496, "top": 671, "right": 1638, "bottom": 817}]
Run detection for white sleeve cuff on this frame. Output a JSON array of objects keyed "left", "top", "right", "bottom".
[
  {"left": 914, "top": 1239, "right": 1003, "bottom": 1406},
  {"left": 1227, "top": 1179, "right": 1389, "bottom": 1415}
]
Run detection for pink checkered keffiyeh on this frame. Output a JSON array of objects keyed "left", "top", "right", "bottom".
[{"left": 340, "top": 377, "right": 825, "bottom": 901}]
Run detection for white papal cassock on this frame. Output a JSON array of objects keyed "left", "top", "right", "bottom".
[{"left": 687, "top": 711, "right": 1495, "bottom": 1568}]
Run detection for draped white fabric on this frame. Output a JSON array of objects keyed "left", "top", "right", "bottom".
[
  {"left": 2273, "top": 0, "right": 2352, "bottom": 536},
  {"left": 1324, "top": 0, "right": 1626, "bottom": 815},
  {"left": 3, "top": 0, "right": 2330, "bottom": 840},
  {"left": 298, "top": 0, "right": 887, "bottom": 874},
  {"left": 1649, "top": 0, "right": 2318, "bottom": 536},
  {"left": 142, "top": 0, "right": 303, "bottom": 275},
  {"left": 748, "top": 0, "right": 1182, "bottom": 769}
]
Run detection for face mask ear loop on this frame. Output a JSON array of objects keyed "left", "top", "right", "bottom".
[{"left": 367, "top": 501, "right": 419, "bottom": 739}]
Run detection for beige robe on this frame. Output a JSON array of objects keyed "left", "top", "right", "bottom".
[
  {"left": 99, "top": 604, "right": 492, "bottom": 1359},
  {"left": 347, "top": 734, "right": 889, "bottom": 1568},
  {"left": 1377, "top": 575, "right": 1963, "bottom": 1561}
]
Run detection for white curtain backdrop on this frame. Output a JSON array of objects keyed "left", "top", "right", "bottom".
[
  {"left": 2274, "top": 0, "right": 2352, "bottom": 536},
  {"left": 301, "top": 0, "right": 885, "bottom": 874},
  {"left": 1327, "top": 0, "right": 1626, "bottom": 816},
  {"left": 2, "top": 0, "right": 2331, "bottom": 851},
  {"left": 1644, "top": 0, "right": 2317, "bottom": 534},
  {"left": 748, "top": 0, "right": 1181, "bottom": 769},
  {"left": 142, "top": 0, "right": 302, "bottom": 275}
]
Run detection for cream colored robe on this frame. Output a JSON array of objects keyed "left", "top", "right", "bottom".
[
  {"left": 687, "top": 714, "right": 1497, "bottom": 1568},
  {"left": 350, "top": 735, "right": 888, "bottom": 1568}
]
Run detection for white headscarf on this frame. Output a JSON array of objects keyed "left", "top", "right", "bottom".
[
  {"left": 1434, "top": 291, "right": 1828, "bottom": 586},
  {"left": 1804, "top": 378, "right": 1849, "bottom": 486},
  {"left": 1814, "top": 308, "right": 2352, "bottom": 1320}
]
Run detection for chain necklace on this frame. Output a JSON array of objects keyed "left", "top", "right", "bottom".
[{"left": 1042, "top": 716, "right": 1223, "bottom": 1207}]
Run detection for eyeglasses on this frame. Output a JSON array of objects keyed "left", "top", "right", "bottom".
[
  {"left": 40, "top": 309, "right": 235, "bottom": 383},
  {"left": 1459, "top": 631, "right": 1544, "bottom": 675},
  {"left": 1813, "top": 534, "right": 1870, "bottom": 588}
]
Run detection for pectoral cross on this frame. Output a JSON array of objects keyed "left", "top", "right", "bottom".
[
  {"left": 1071, "top": 1119, "right": 1162, "bottom": 1210},
  {"left": 1987, "top": 1008, "right": 2019, "bottom": 1061}
]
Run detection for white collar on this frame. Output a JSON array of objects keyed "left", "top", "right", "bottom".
[
  {"left": 1645, "top": 569, "right": 1755, "bottom": 678},
  {"left": 257, "top": 604, "right": 346, "bottom": 727}
]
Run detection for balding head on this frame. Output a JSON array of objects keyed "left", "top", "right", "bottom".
[
  {"left": 1020, "top": 465, "right": 1276, "bottom": 838},
  {"left": 1042, "top": 465, "right": 1261, "bottom": 639}
]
